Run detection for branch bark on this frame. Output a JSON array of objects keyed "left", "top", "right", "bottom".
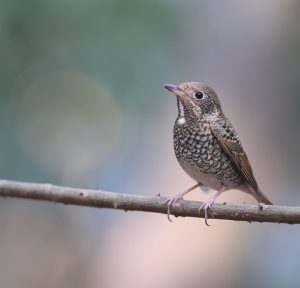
[{"left": 0, "top": 179, "right": 297, "bottom": 224}]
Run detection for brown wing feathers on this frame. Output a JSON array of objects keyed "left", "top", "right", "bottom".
[
  {"left": 210, "top": 120, "right": 273, "bottom": 204},
  {"left": 210, "top": 121, "right": 258, "bottom": 190}
]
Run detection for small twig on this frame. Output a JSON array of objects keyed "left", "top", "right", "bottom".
[{"left": 0, "top": 179, "right": 297, "bottom": 224}]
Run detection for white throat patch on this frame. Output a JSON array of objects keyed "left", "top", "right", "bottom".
[
  {"left": 177, "top": 100, "right": 186, "bottom": 125},
  {"left": 177, "top": 117, "right": 186, "bottom": 125}
]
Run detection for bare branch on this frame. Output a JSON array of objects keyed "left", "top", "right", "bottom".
[{"left": 0, "top": 180, "right": 296, "bottom": 224}]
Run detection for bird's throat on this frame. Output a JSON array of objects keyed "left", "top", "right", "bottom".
[{"left": 176, "top": 97, "right": 186, "bottom": 125}]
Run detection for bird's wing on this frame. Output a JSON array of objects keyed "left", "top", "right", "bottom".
[{"left": 209, "top": 119, "right": 259, "bottom": 190}]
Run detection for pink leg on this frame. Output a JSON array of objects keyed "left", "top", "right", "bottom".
[
  {"left": 164, "top": 183, "right": 202, "bottom": 222},
  {"left": 198, "top": 186, "right": 227, "bottom": 226}
]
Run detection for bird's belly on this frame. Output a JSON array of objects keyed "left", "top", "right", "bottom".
[{"left": 180, "top": 160, "right": 223, "bottom": 191}]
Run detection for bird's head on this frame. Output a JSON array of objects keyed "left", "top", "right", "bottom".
[{"left": 164, "top": 82, "right": 222, "bottom": 123}]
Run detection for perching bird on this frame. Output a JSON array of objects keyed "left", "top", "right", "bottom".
[{"left": 164, "top": 82, "right": 273, "bottom": 225}]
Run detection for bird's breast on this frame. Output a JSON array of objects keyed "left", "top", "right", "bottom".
[{"left": 173, "top": 121, "right": 243, "bottom": 189}]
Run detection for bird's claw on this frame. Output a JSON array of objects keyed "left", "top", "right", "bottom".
[
  {"left": 198, "top": 199, "right": 215, "bottom": 226},
  {"left": 164, "top": 183, "right": 203, "bottom": 222},
  {"left": 164, "top": 195, "right": 184, "bottom": 222}
]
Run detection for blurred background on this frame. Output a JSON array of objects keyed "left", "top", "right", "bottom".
[{"left": 0, "top": 0, "right": 300, "bottom": 287}]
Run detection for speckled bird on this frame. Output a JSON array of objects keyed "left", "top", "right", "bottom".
[{"left": 164, "top": 82, "right": 273, "bottom": 225}]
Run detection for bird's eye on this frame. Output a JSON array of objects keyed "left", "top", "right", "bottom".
[{"left": 195, "top": 91, "right": 204, "bottom": 100}]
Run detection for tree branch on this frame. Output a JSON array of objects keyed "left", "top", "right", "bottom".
[{"left": 0, "top": 179, "right": 296, "bottom": 224}]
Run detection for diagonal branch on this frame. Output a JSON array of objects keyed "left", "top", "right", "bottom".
[{"left": 0, "top": 179, "right": 297, "bottom": 224}]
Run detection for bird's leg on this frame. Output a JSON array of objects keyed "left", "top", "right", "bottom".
[
  {"left": 198, "top": 186, "right": 227, "bottom": 226},
  {"left": 164, "top": 182, "right": 202, "bottom": 222}
]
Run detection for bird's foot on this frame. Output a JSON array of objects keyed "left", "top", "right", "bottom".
[
  {"left": 198, "top": 188, "right": 225, "bottom": 226},
  {"left": 164, "top": 193, "right": 185, "bottom": 222},
  {"left": 164, "top": 183, "right": 202, "bottom": 222},
  {"left": 198, "top": 197, "right": 216, "bottom": 226}
]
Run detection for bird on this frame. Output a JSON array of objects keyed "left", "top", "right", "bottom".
[{"left": 164, "top": 82, "right": 273, "bottom": 225}]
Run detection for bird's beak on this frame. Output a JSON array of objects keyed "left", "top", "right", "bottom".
[{"left": 164, "top": 84, "right": 186, "bottom": 98}]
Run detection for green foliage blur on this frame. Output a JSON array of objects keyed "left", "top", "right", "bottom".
[{"left": 0, "top": 0, "right": 177, "bottom": 184}]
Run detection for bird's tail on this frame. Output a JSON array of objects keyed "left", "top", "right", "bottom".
[{"left": 250, "top": 187, "right": 273, "bottom": 205}]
